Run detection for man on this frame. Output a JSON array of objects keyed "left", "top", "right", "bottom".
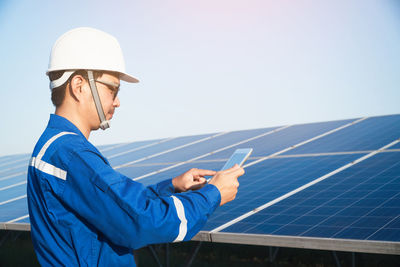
[{"left": 27, "top": 27, "right": 244, "bottom": 266}]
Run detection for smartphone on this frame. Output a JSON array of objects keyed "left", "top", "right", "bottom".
[
  {"left": 207, "top": 148, "right": 253, "bottom": 182},
  {"left": 220, "top": 148, "right": 253, "bottom": 171}
]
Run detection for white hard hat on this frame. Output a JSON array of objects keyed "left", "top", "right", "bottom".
[{"left": 47, "top": 27, "right": 138, "bottom": 89}]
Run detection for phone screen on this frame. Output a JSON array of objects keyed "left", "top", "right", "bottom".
[{"left": 220, "top": 148, "right": 253, "bottom": 171}]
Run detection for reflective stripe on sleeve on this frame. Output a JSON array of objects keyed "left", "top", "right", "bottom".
[
  {"left": 30, "top": 131, "right": 76, "bottom": 180},
  {"left": 171, "top": 195, "right": 187, "bottom": 242},
  {"left": 30, "top": 157, "right": 67, "bottom": 180}
]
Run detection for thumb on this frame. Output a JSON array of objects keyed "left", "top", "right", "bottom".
[{"left": 195, "top": 177, "right": 207, "bottom": 184}]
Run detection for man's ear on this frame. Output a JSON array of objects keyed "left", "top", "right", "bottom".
[{"left": 69, "top": 75, "right": 85, "bottom": 102}]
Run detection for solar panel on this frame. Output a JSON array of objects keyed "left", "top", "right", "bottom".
[
  {"left": 284, "top": 115, "right": 400, "bottom": 155},
  {"left": 101, "top": 138, "right": 165, "bottom": 158},
  {"left": 0, "top": 166, "right": 28, "bottom": 179},
  {"left": 0, "top": 154, "right": 29, "bottom": 166},
  {"left": 0, "top": 173, "right": 26, "bottom": 189},
  {"left": 0, "top": 155, "right": 30, "bottom": 172},
  {"left": 108, "top": 133, "right": 215, "bottom": 166},
  {"left": 202, "top": 154, "right": 364, "bottom": 231},
  {"left": 0, "top": 197, "right": 27, "bottom": 222},
  {"left": 1, "top": 114, "right": 399, "bottom": 255},
  {"left": 222, "top": 152, "right": 400, "bottom": 239},
  {"left": 128, "top": 128, "right": 275, "bottom": 165},
  {"left": 389, "top": 142, "right": 400, "bottom": 150},
  {"left": 198, "top": 119, "right": 356, "bottom": 161}
]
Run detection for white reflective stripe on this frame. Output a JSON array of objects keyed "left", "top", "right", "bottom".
[
  {"left": 30, "top": 157, "right": 67, "bottom": 180},
  {"left": 37, "top": 131, "right": 75, "bottom": 161},
  {"left": 31, "top": 131, "right": 76, "bottom": 180},
  {"left": 171, "top": 196, "right": 187, "bottom": 242}
]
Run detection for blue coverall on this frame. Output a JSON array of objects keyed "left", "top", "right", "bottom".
[{"left": 27, "top": 114, "right": 221, "bottom": 266}]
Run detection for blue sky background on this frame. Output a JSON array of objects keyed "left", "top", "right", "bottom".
[{"left": 1, "top": 0, "right": 399, "bottom": 156}]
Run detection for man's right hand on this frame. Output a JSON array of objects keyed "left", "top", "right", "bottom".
[{"left": 208, "top": 164, "right": 245, "bottom": 206}]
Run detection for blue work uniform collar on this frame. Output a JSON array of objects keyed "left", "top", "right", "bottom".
[{"left": 47, "top": 114, "right": 86, "bottom": 139}]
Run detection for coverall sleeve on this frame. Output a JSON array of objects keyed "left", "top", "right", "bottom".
[
  {"left": 146, "top": 179, "right": 176, "bottom": 198},
  {"left": 62, "top": 148, "right": 220, "bottom": 249}
]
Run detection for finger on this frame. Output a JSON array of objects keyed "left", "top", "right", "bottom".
[
  {"left": 193, "top": 169, "right": 217, "bottom": 177},
  {"left": 197, "top": 177, "right": 207, "bottom": 184},
  {"left": 224, "top": 166, "right": 245, "bottom": 178},
  {"left": 221, "top": 164, "right": 240, "bottom": 174},
  {"left": 231, "top": 165, "right": 244, "bottom": 174},
  {"left": 193, "top": 176, "right": 207, "bottom": 182},
  {"left": 236, "top": 167, "right": 245, "bottom": 176},
  {"left": 192, "top": 177, "right": 207, "bottom": 185}
]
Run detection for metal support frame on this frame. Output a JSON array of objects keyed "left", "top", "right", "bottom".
[
  {"left": 268, "top": 246, "right": 279, "bottom": 263},
  {"left": 166, "top": 243, "right": 170, "bottom": 267},
  {"left": 185, "top": 241, "right": 203, "bottom": 267},
  {"left": 0, "top": 231, "right": 22, "bottom": 248},
  {"left": 145, "top": 241, "right": 360, "bottom": 267},
  {"left": 11, "top": 231, "right": 22, "bottom": 242},
  {"left": 146, "top": 241, "right": 204, "bottom": 267},
  {"left": 332, "top": 251, "right": 357, "bottom": 267},
  {"left": 0, "top": 231, "right": 11, "bottom": 247},
  {"left": 147, "top": 241, "right": 204, "bottom": 267},
  {"left": 148, "top": 245, "right": 163, "bottom": 267},
  {"left": 147, "top": 243, "right": 172, "bottom": 267},
  {"left": 332, "top": 251, "right": 341, "bottom": 267}
]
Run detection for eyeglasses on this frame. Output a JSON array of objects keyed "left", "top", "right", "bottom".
[{"left": 95, "top": 79, "right": 120, "bottom": 100}]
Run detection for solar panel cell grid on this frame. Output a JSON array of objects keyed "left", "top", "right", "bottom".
[
  {"left": 0, "top": 173, "right": 26, "bottom": 188},
  {"left": 0, "top": 165, "right": 28, "bottom": 178},
  {"left": 100, "top": 139, "right": 161, "bottom": 157},
  {"left": 97, "top": 143, "right": 123, "bottom": 152},
  {"left": 204, "top": 119, "right": 355, "bottom": 161},
  {"left": 108, "top": 134, "right": 214, "bottom": 166},
  {"left": 127, "top": 161, "right": 226, "bottom": 186},
  {"left": 222, "top": 152, "right": 400, "bottom": 242},
  {"left": 0, "top": 154, "right": 29, "bottom": 166},
  {"left": 0, "top": 184, "right": 26, "bottom": 203},
  {"left": 118, "top": 163, "right": 177, "bottom": 180},
  {"left": 11, "top": 217, "right": 30, "bottom": 224},
  {"left": 389, "top": 142, "right": 400, "bottom": 150},
  {"left": 0, "top": 198, "right": 27, "bottom": 222},
  {"left": 127, "top": 128, "right": 274, "bottom": 165},
  {"left": 284, "top": 115, "right": 400, "bottom": 155},
  {"left": 202, "top": 154, "right": 362, "bottom": 231}
]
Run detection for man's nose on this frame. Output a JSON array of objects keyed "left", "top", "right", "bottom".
[{"left": 114, "top": 96, "right": 120, "bottom": 107}]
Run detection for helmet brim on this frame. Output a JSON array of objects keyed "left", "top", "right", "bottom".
[
  {"left": 47, "top": 69, "right": 140, "bottom": 84},
  {"left": 120, "top": 72, "right": 139, "bottom": 83}
]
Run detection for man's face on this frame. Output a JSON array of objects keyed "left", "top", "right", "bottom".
[
  {"left": 96, "top": 73, "right": 121, "bottom": 121},
  {"left": 84, "top": 73, "right": 121, "bottom": 130}
]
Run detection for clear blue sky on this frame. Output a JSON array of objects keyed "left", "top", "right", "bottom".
[{"left": 1, "top": 0, "right": 399, "bottom": 156}]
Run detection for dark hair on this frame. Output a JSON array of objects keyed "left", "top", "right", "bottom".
[{"left": 49, "top": 70, "right": 116, "bottom": 107}]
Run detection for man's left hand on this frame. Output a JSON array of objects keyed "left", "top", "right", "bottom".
[{"left": 172, "top": 168, "right": 216, "bottom": 192}]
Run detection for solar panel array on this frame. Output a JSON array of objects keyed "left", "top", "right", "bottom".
[{"left": 1, "top": 114, "right": 399, "bottom": 254}]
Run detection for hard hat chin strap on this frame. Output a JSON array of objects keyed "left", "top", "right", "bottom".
[{"left": 87, "top": 70, "right": 110, "bottom": 130}]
